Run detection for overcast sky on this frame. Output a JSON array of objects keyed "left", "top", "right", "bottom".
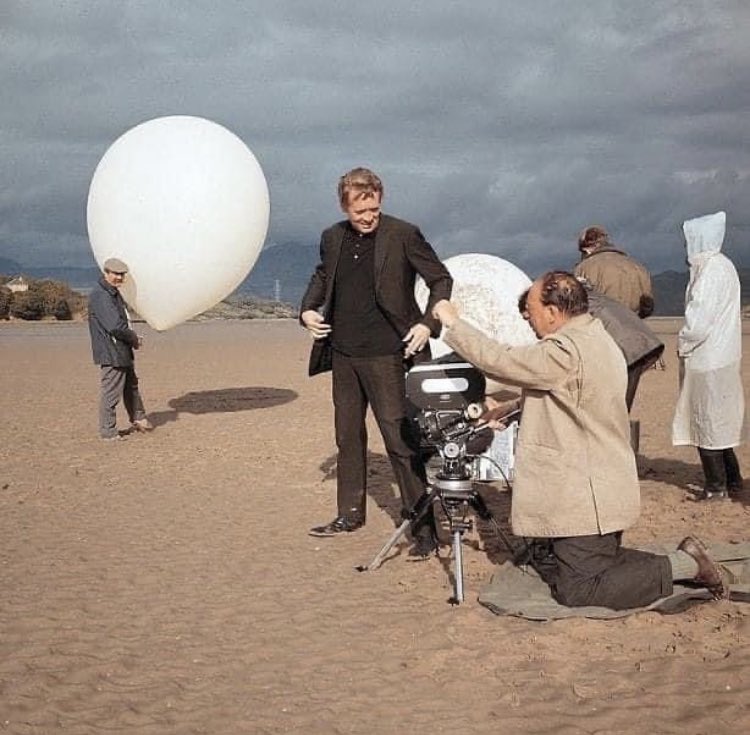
[{"left": 1, "top": 0, "right": 749, "bottom": 276}]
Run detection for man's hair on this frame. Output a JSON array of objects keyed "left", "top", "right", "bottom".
[
  {"left": 577, "top": 225, "right": 610, "bottom": 253},
  {"left": 538, "top": 271, "right": 589, "bottom": 316},
  {"left": 338, "top": 167, "right": 383, "bottom": 207},
  {"left": 517, "top": 288, "right": 529, "bottom": 315}
]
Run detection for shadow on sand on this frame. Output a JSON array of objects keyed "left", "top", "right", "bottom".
[
  {"left": 148, "top": 386, "right": 298, "bottom": 427},
  {"left": 638, "top": 453, "right": 749, "bottom": 508}
]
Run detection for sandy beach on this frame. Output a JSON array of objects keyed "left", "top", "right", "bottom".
[{"left": 1, "top": 317, "right": 748, "bottom": 734}]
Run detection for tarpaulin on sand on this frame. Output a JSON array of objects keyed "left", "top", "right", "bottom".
[{"left": 478, "top": 541, "right": 750, "bottom": 620}]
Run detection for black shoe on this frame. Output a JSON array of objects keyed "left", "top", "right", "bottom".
[
  {"left": 699, "top": 488, "right": 729, "bottom": 501},
  {"left": 309, "top": 515, "right": 364, "bottom": 537},
  {"left": 698, "top": 448, "right": 728, "bottom": 499},
  {"left": 408, "top": 532, "right": 438, "bottom": 559},
  {"left": 728, "top": 480, "right": 744, "bottom": 496},
  {"left": 723, "top": 449, "right": 743, "bottom": 493}
]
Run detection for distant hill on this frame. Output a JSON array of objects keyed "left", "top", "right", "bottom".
[
  {"left": 0, "top": 256, "right": 23, "bottom": 273},
  {"left": 0, "top": 244, "right": 316, "bottom": 305},
  {"left": 652, "top": 267, "right": 750, "bottom": 316},
  {"left": 237, "top": 244, "right": 750, "bottom": 316},
  {"left": 3, "top": 246, "right": 747, "bottom": 316},
  {"left": 651, "top": 271, "right": 688, "bottom": 316},
  {"left": 0, "top": 257, "right": 100, "bottom": 291},
  {"left": 235, "top": 240, "right": 317, "bottom": 305}
]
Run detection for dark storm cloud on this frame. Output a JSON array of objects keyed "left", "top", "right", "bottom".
[{"left": 1, "top": 0, "right": 748, "bottom": 273}]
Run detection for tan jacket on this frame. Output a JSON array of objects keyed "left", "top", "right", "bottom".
[
  {"left": 574, "top": 248, "right": 653, "bottom": 316},
  {"left": 444, "top": 314, "right": 640, "bottom": 537}
]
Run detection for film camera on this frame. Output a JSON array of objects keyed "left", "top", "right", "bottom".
[
  {"left": 405, "top": 359, "right": 489, "bottom": 486},
  {"left": 359, "top": 358, "right": 516, "bottom": 604}
]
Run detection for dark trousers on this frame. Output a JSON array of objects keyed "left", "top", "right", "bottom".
[
  {"left": 332, "top": 351, "right": 433, "bottom": 534},
  {"left": 99, "top": 365, "right": 146, "bottom": 438},
  {"left": 698, "top": 447, "right": 744, "bottom": 492},
  {"left": 529, "top": 532, "right": 673, "bottom": 610}
]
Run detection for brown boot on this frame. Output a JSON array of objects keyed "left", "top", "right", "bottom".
[{"left": 677, "top": 536, "right": 730, "bottom": 600}]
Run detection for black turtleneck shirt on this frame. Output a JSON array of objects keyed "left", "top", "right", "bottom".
[{"left": 330, "top": 226, "right": 404, "bottom": 357}]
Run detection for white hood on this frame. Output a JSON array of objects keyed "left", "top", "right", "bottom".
[
  {"left": 683, "top": 210, "right": 725, "bottom": 264},
  {"left": 673, "top": 208, "right": 744, "bottom": 448}
]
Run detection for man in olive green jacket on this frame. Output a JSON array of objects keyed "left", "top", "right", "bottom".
[
  {"left": 574, "top": 225, "right": 654, "bottom": 318},
  {"left": 432, "top": 271, "right": 728, "bottom": 609}
]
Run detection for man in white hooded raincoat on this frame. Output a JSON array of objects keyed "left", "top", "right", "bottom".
[{"left": 672, "top": 211, "right": 745, "bottom": 499}]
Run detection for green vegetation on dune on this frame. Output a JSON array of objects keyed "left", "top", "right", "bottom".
[
  {"left": 0, "top": 274, "right": 297, "bottom": 323},
  {"left": 195, "top": 295, "right": 297, "bottom": 320},
  {"left": 0, "top": 275, "right": 87, "bottom": 321}
]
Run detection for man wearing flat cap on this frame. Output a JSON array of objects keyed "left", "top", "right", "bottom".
[{"left": 88, "top": 258, "right": 153, "bottom": 440}]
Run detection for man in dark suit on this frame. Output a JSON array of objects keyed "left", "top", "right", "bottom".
[{"left": 300, "top": 167, "right": 453, "bottom": 557}]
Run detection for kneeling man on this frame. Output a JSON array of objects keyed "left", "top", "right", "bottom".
[{"left": 433, "top": 271, "right": 728, "bottom": 609}]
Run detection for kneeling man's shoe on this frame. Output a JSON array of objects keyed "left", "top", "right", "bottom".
[
  {"left": 309, "top": 515, "right": 364, "bottom": 537},
  {"left": 678, "top": 536, "right": 731, "bottom": 600}
]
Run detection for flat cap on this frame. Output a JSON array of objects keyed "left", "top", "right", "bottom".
[{"left": 103, "top": 257, "right": 129, "bottom": 274}]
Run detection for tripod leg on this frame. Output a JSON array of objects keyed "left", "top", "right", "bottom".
[
  {"left": 357, "top": 489, "right": 436, "bottom": 572},
  {"left": 452, "top": 529, "right": 464, "bottom": 603},
  {"left": 356, "top": 518, "right": 411, "bottom": 572}
]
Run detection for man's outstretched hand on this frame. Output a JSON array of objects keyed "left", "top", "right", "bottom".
[
  {"left": 480, "top": 396, "right": 522, "bottom": 430},
  {"left": 432, "top": 299, "right": 459, "bottom": 328}
]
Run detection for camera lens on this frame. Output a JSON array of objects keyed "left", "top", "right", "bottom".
[{"left": 444, "top": 442, "right": 461, "bottom": 459}]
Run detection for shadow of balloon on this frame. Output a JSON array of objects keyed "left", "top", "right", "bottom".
[
  {"left": 169, "top": 386, "right": 297, "bottom": 414},
  {"left": 147, "top": 386, "right": 297, "bottom": 427}
]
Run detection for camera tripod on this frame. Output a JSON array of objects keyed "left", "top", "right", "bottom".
[{"left": 356, "top": 469, "right": 518, "bottom": 604}]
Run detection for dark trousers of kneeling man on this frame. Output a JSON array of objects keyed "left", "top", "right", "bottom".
[{"left": 527, "top": 532, "right": 673, "bottom": 609}]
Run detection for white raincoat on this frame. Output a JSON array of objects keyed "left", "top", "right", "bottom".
[{"left": 672, "top": 211, "right": 745, "bottom": 449}]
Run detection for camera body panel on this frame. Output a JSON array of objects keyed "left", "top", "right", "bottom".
[{"left": 405, "top": 361, "right": 486, "bottom": 412}]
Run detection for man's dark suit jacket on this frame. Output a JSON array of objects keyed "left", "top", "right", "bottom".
[{"left": 300, "top": 214, "right": 453, "bottom": 376}]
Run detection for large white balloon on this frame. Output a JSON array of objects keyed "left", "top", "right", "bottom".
[
  {"left": 87, "top": 116, "right": 270, "bottom": 330},
  {"left": 415, "top": 253, "right": 536, "bottom": 357}
]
